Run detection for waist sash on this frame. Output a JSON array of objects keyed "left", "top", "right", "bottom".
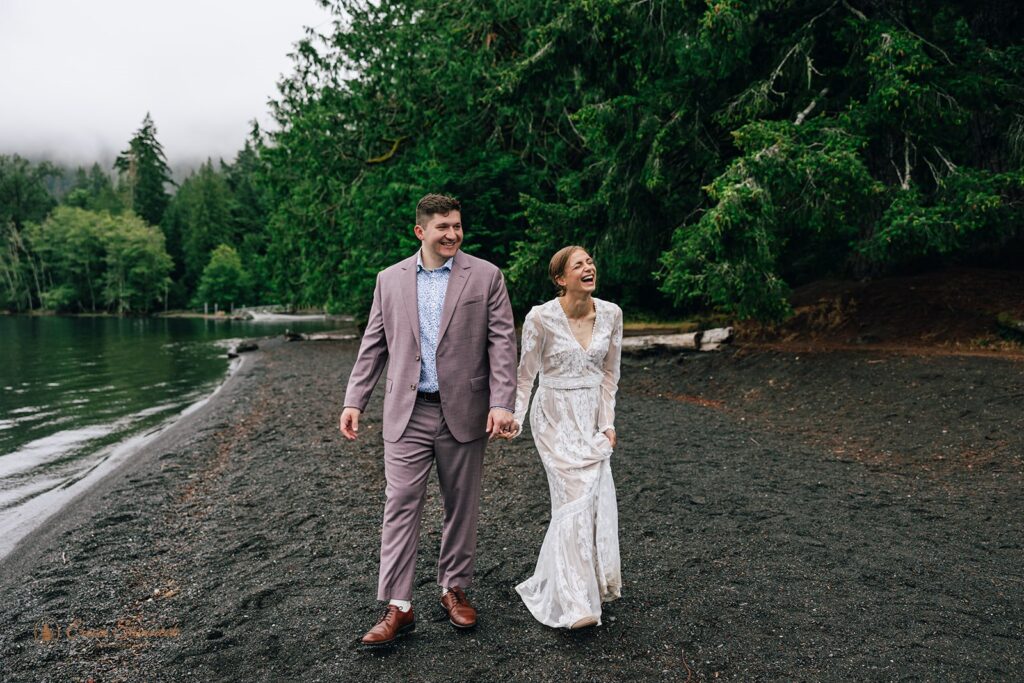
[{"left": 538, "top": 374, "right": 602, "bottom": 390}]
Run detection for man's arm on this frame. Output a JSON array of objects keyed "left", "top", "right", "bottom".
[
  {"left": 340, "top": 273, "right": 388, "bottom": 440},
  {"left": 485, "top": 267, "right": 517, "bottom": 438}
]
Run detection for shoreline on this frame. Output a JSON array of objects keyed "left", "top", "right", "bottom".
[
  {"left": 1, "top": 338, "right": 1021, "bottom": 680},
  {"left": 0, "top": 353, "right": 248, "bottom": 579}
]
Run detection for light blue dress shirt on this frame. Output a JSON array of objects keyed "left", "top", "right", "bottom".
[
  {"left": 416, "top": 251, "right": 453, "bottom": 393},
  {"left": 414, "top": 250, "right": 512, "bottom": 413}
]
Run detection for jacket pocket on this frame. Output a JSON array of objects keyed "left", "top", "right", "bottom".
[
  {"left": 461, "top": 295, "right": 483, "bottom": 305},
  {"left": 470, "top": 375, "right": 488, "bottom": 392}
]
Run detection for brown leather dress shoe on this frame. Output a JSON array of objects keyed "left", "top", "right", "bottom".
[
  {"left": 439, "top": 586, "right": 477, "bottom": 629},
  {"left": 361, "top": 604, "right": 415, "bottom": 646}
]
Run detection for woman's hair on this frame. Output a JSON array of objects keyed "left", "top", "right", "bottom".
[{"left": 548, "top": 245, "right": 587, "bottom": 296}]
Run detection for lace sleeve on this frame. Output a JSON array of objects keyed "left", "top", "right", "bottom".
[
  {"left": 597, "top": 304, "right": 623, "bottom": 433},
  {"left": 513, "top": 308, "right": 544, "bottom": 435}
]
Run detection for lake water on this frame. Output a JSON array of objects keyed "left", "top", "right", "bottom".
[{"left": 0, "top": 315, "right": 349, "bottom": 558}]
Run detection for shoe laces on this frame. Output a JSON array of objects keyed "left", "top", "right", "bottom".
[
  {"left": 377, "top": 605, "right": 400, "bottom": 624},
  {"left": 448, "top": 587, "right": 466, "bottom": 605}
]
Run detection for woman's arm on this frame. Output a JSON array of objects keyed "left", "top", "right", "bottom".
[
  {"left": 511, "top": 308, "right": 544, "bottom": 437},
  {"left": 597, "top": 305, "right": 623, "bottom": 440}
]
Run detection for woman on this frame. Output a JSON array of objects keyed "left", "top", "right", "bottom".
[{"left": 510, "top": 245, "right": 623, "bottom": 629}]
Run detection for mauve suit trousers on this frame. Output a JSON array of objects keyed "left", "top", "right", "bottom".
[{"left": 379, "top": 398, "right": 486, "bottom": 600}]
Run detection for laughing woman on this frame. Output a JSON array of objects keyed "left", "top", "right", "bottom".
[{"left": 511, "top": 245, "right": 623, "bottom": 630}]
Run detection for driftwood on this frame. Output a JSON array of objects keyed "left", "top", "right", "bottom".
[
  {"left": 622, "top": 327, "right": 733, "bottom": 353},
  {"left": 290, "top": 331, "right": 362, "bottom": 342},
  {"left": 227, "top": 341, "right": 259, "bottom": 358}
]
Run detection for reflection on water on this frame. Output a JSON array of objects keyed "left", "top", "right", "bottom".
[{"left": 0, "top": 315, "right": 351, "bottom": 557}]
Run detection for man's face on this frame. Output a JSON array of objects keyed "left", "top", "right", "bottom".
[{"left": 415, "top": 210, "right": 463, "bottom": 263}]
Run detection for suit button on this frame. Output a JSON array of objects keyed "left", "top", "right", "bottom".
[
  {"left": 410, "top": 384, "right": 416, "bottom": 391},
  {"left": 415, "top": 355, "right": 420, "bottom": 361}
]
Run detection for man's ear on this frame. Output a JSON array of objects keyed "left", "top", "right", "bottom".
[{"left": 413, "top": 224, "right": 425, "bottom": 241}]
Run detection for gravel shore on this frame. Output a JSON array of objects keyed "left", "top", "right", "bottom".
[{"left": 1, "top": 337, "right": 1021, "bottom": 681}]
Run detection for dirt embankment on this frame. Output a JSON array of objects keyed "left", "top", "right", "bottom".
[{"left": 739, "top": 267, "right": 1024, "bottom": 355}]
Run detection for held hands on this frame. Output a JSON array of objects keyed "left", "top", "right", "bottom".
[
  {"left": 486, "top": 408, "right": 517, "bottom": 441},
  {"left": 339, "top": 407, "right": 361, "bottom": 440}
]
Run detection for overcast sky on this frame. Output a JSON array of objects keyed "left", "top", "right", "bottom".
[{"left": 0, "top": 0, "right": 335, "bottom": 168}]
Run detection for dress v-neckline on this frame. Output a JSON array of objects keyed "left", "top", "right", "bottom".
[{"left": 557, "top": 298, "right": 598, "bottom": 352}]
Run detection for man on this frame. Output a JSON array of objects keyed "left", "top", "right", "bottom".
[{"left": 339, "top": 193, "right": 517, "bottom": 646}]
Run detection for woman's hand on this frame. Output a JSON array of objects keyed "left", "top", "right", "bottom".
[
  {"left": 603, "top": 428, "right": 616, "bottom": 448},
  {"left": 494, "top": 420, "right": 520, "bottom": 440}
]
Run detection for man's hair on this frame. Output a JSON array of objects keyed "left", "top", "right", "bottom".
[
  {"left": 416, "top": 193, "right": 461, "bottom": 226},
  {"left": 548, "top": 245, "right": 587, "bottom": 296}
]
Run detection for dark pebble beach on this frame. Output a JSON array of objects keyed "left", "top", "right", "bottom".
[{"left": 1, "top": 337, "right": 1021, "bottom": 681}]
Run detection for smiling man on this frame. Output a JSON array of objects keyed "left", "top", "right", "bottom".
[{"left": 339, "top": 193, "right": 518, "bottom": 646}]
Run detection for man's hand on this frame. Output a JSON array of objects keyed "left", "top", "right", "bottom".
[
  {"left": 486, "top": 408, "right": 515, "bottom": 441},
  {"left": 339, "top": 407, "right": 361, "bottom": 440}
]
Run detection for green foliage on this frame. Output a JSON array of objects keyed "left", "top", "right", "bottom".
[
  {"left": 224, "top": 126, "right": 272, "bottom": 305},
  {"left": 114, "top": 113, "right": 173, "bottom": 227},
  {"left": 0, "top": 155, "right": 57, "bottom": 310},
  {"left": 26, "top": 207, "right": 172, "bottom": 314},
  {"left": 260, "top": 0, "right": 1022, "bottom": 322},
  {"left": 161, "top": 160, "right": 234, "bottom": 296},
  {"left": 64, "top": 164, "right": 124, "bottom": 214},
  {"left": 193, "top": 244, "right": 251, "bottom": 310}
]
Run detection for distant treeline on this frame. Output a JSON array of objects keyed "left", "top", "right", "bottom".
[
  {"left": 0, "top": 117, "right": 267, "bottom": 314},
  {"left": 2, "top": 1, "right": 1022, "bottom": 319}
]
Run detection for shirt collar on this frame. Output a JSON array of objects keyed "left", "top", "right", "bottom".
[{"left": 416, "top": 250, "right": 455, "bottom": 273}]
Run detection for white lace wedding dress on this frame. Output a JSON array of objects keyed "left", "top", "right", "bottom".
[{"left": 513, "top": 297, "right": 623, "bottom": 627}]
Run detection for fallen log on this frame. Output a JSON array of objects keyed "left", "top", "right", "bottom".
[
  {"left": 622, "top": 332, "right": 702, "bottom": 352},
  {"left": 621, "top": 327, "right": 733, "bottom": 352},
  {"left": 282, "top": 330, "right": 358, "bottom": 342}
]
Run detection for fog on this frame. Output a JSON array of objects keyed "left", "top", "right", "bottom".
[{"left": 0, "top": 0, "right": 334, "bottom": 168}]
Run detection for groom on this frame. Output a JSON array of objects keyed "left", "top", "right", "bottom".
[{"left": 339, "top": 193, "right": 518, "bottom": 645}]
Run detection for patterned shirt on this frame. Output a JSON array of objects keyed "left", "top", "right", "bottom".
[{"left": 416, "top": 251, "right": 454, "bottom": 392}]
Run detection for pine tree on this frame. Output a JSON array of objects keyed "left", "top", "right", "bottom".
[{"left": 114, "top": 113, "right": 173, "bottom": 226}]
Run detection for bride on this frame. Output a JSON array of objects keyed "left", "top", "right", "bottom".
[{"left": 510, "top": 245, "right": 623, "bottom": 629}]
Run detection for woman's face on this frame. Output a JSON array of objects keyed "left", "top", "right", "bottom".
[{"left": 558, "top": 249, "right": 596, "bottom": 295}]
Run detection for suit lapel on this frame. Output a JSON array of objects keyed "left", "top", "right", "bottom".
[
  {"left": 437, "top": 252, "right": 470, "bottom": 344},
  {"left": 400, "top": 254, "right": 421, "bottom": 348}
]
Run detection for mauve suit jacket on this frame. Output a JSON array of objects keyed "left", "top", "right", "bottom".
[{"left": 343, "top": 250, "right": 518, "bottom": 444}]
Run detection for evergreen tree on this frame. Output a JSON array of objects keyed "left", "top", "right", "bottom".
[
  {"left": 65, "top": 163, "right": 124, "bottom": 214},
  {"left": 162, "top": 159, "right": 234, "bottom": 296},
  {"left": 114, "top": 113, "right": 173, "bottom": 226},
  {"left": 223, "top": 124, "right": 271, "bottom": 304}
]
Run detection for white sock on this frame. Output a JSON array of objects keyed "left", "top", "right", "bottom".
[
  {"left": 388, "top": 599, "right": 411, "bottom": 612},
  {"left": 441, "top": 586, "right": 449, "bottom": 596}
]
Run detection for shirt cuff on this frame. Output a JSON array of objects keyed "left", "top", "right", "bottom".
[
  {"left": 599, "top": 424, "right": 615, "bottom": 434},
  {"left": 489, "top": 405, "right": 514, "bottom": 413}
]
